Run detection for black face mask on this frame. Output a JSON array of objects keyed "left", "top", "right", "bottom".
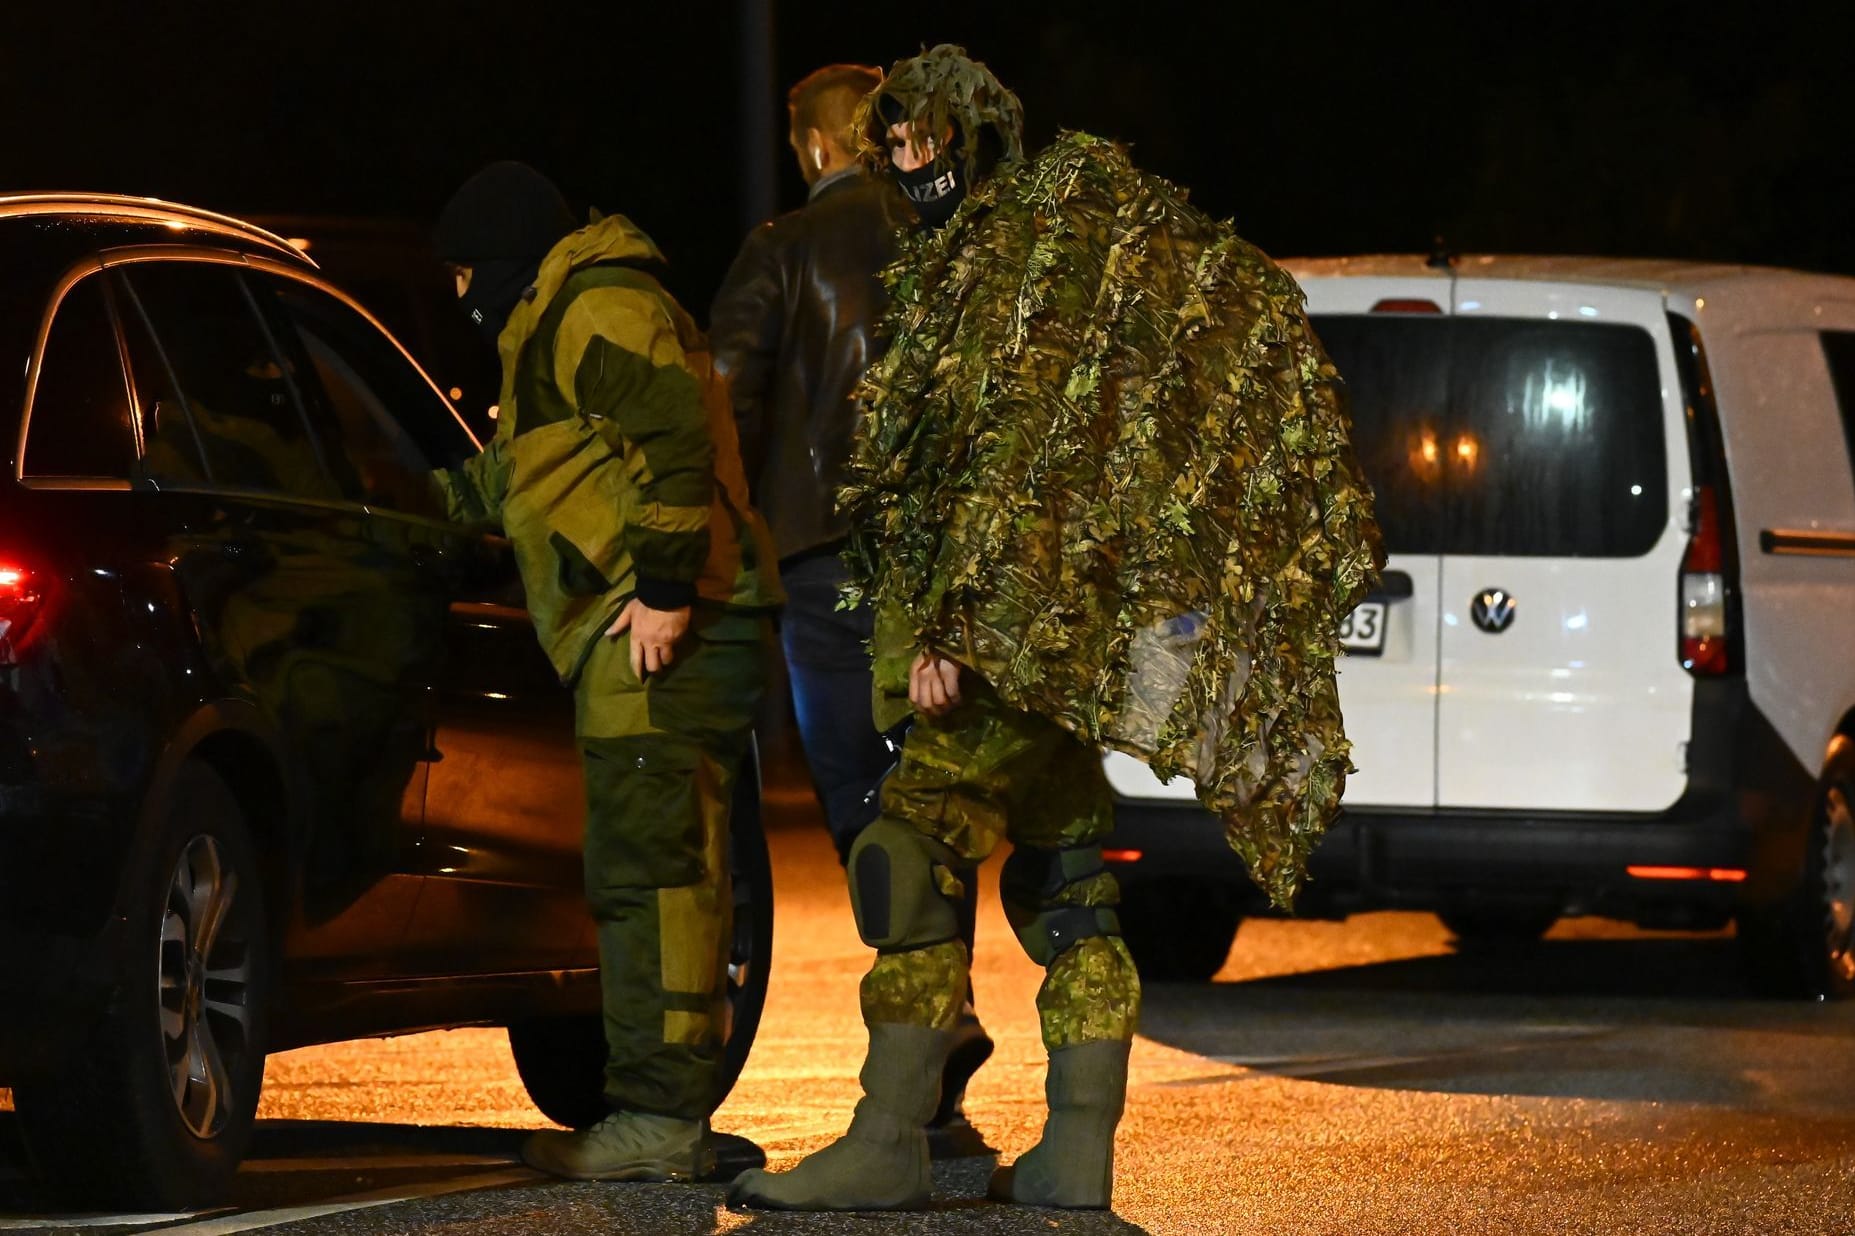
[
  {"left": 459, "top": 257, "right": 540, "bottom": 344},
  {"left": 894, "top": 157, "right": 967, "bottom": 228}
]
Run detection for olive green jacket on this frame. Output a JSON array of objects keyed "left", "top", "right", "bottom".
[{"left": 438, "top": 215, "right": 781, "bottom": 682}]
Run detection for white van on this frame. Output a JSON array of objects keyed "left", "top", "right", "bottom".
[{"left": 1105, "top": 255, "right": 1855, "bottom": 997}]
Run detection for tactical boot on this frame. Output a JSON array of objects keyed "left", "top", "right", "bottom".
[
  {"left": 729, "top": 1022, "right": 953, "bottom": 1210},
  {"left": 522, "top": 1111, "right": 712, "bottom": 1181},
  {"left": 926, "top": 1006, "right": 995, "bottom": 1159},
  {"left": 988, "top": 1039, "right": 1130, "bottom": 1209}
]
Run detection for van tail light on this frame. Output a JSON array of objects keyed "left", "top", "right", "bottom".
[
  {"left": 0, "top": 562, "right": 49, "bottom": 662},
  {"left": 1680, "top": 487, "right": 1729, "bottom": 676}
]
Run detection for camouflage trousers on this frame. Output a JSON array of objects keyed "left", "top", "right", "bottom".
[
  {"left": 574, "top": 608, "right": 771, "bottom": 1120},
  {"left": 861, "top": 676, "right": 1141, "bottom": 1050}
]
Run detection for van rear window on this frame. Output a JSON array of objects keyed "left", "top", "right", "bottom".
[{"left": 1311, "top": 316, "right": 1668, "bottom": 557}]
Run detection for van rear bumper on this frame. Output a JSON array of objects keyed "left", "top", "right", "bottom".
[
  {"left": 1106, "top": 800, "right": 1752, "bottom": 927},
  {"left": 1104, "top": 679, "right": 1818, "bottom": 928},
  {"left": 1316, "top": 806, "right": 1749, "bottom": 924}
]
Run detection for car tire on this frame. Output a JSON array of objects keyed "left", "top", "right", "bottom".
[
  {"left": 1736, "top": 737, "right": 1855, "bottom": 1000},
  {"left": 508, "top": 748, "right": 774, "bottom": 1127},
  {"left": 507, "top": 1012, "right": 609, "bottom": 1130},
  {"left": 15, "top": 760, "right": 271, "bottom": 1210},
  {"left": 1117, "top": 878, "right": 1240, "bottom": 983},
  {"left": 1438, "top": 908, "right": 1560, "bottom": 948},
  {"left": 719, "top": 752, "right": 774, "bottom": 1100}
]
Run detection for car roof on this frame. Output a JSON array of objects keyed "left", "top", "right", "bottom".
[
  {"left": 0, "top": 194, "right": 313, "bottom": 265},
  {"left": 1283, "top": 253, "right": 1855, "bottom": 305}
]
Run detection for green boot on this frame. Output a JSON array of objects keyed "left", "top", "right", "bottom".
[
  {"left": 728, "top": 1023, "right": 952, "bottom": 1210},
  {"left": 522, "top": 1111, "right": 712, "bottom": 1181},
  {"left": 988, "top": 1039, "right": 1130, "bottom": 1209}
]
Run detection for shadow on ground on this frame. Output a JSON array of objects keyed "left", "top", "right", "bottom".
[
  {"left": 0, "top": 1114, "right": 768, "bottom": 1218},
  {"left": 1137, "top": 933, "right": 1855, "bottom": 1112}
]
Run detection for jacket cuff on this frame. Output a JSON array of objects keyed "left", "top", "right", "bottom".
[{"left": 634, "top": 575, "right": 698, "bottom": 610}]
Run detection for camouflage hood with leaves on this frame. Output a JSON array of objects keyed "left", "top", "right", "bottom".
[
  {"left": 841, "top": 131, "right": 1384, "bottom": 906},
  {"left": 852, "top": 43, "right": 1026, "bottom": 184}
]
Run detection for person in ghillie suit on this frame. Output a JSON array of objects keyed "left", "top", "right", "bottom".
[{"left": 729, "top": 47, "right": 1382, "bottom": 1213}]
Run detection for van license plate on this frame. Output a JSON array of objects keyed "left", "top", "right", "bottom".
[{"left": 1339, "top": 602, "right": 1387, "bottom": 655}]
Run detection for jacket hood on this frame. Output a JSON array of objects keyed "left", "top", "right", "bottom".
[{"left": 530, "top": 212, "right": 667, "bottom": 309}]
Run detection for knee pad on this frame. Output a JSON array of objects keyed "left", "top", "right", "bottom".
[
  {"left": 847, "top": 818, "right": 966, "bottom": 952},
  {"left": 1001, "top": 844, "right": 1123, "bottom": 967}
]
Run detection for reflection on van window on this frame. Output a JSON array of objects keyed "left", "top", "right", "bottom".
[{"left": 1313, "top": 316, "right": 1667, "bottom": 557}]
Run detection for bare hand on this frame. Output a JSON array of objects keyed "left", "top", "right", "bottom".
[
  {"left": 909, "top": 652, "right": 963, "bottom": 718},
  {"left": 607, "top": 599, "right": 692, "bottom": 678}
]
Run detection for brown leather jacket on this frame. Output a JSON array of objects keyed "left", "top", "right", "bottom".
[{"left": 708, "top": 171, "right": 911, "bottom": 562}]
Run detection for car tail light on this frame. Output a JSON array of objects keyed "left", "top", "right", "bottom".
[
  {"left": 0, "top": 562, "right": 48, "bottom": 661},
  {"left": 1370, "top": 298, "right": 1444, "bottom": 314},
  {"left": 1680, "top": 487, "right": 1729, "bottom": 675}
]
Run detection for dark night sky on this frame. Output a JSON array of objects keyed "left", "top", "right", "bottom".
[{"left": 3, "top": 2, "right": 1851, "bottom": 321}]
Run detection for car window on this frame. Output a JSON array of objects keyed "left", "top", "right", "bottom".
[
  {"left": 254, "top": 274, "right": 478, "bottom": 518},
  {"left": 21, "top": 275, "right": 139, "bottom": 479},
  {"left": 114, "top": 262, "right": 341, "bottom": 502},
  {"left": 266, "top": 276, "right": 477, "bottom": 465},
  {"left": 1312, "top": 315, "right": 1668, "bottom": 557}
]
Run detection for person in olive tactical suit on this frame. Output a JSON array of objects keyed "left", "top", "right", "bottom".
[{"left": 433, "top": 162, "right": 781, "bottom": 1183}]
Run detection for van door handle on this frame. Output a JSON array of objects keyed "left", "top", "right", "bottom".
[{"left": 1364, "top": 569, "right": 1414, "bottom": 603}]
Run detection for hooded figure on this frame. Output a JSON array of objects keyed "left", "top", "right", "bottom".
[
  {"left": 433, "top": 162, "right": 781, "bottom": 1183},
  {"left": 731, "top": 47, "right": 1380, "bottom": 1214}
]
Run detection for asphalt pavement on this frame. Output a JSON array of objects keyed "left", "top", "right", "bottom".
[{"left": 3, "top": 787, "right": 1854, "bottom": 1235}]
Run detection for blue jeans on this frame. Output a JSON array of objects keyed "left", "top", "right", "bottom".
[{"left": 778, "top": 548, "right": 894, "bottom": 862}]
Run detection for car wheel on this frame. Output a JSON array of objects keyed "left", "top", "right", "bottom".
[
  {"left": 507, "top": 1012, "right": 608, "bottom": 1130},
  {"left": 508, "top": 749, "right": 774, "bottom": 1127},
  {"left": 1737, "top": 739, "right": 1855, "bottom": 999},
  {"left": 15, "top": 760, "right": 270, "bottom": 1209},
  {"left": 1438, "top": 908, "right": 1560, "bottom": 948},
  {"left": 1117, "top": 878, "right": 1240, "bottom": 983}
]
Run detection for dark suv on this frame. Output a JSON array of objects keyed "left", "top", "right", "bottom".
[{"left": 0, "top": 195, "right": 772, "bottom": 1209}]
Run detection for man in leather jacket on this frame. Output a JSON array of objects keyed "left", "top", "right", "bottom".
[{"left": 708, "top": 64, "right": 992, "bottom": 1155}]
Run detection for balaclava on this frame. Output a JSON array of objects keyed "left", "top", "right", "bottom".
[
  {"left": 880, "top": 93, "right": 968, "bottom": 227},
  {"left": 433, "top": 161, "right": 575, "bottom": 340}
]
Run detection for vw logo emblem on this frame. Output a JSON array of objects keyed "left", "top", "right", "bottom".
[{"left": 1471, "top": 588, "right": 1517, "bottom": 633}]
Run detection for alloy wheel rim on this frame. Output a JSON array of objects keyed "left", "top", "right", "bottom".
[
  {"left": 157, "top": 835, "right": 253, "bottom": 1139},
  {"left": 1823, "top": 786, "right": 1855, "bottom": 966}
]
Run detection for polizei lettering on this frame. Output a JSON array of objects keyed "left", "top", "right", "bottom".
[{"left": 904, "top": 169, "right": 959, "bottom": 202}]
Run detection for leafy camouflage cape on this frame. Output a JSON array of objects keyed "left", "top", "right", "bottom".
[{"left": 841, "top": 108, "right": 1384, "bottom": 905}]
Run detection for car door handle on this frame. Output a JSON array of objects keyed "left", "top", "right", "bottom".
[{"left": 1364, "top": 569, "right": 1414, "bottom": 603}]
